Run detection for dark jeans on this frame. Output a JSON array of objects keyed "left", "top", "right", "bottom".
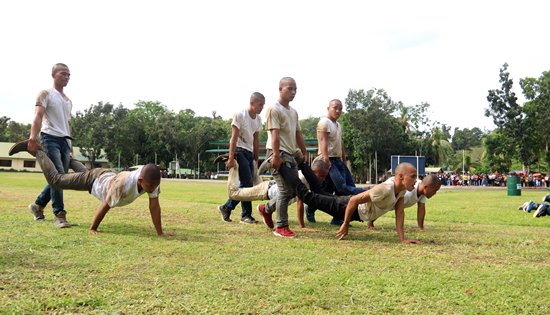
[
  {"left": 34, "top": 133, "right": 70, "bottom": 215},
  {"left": 279, "top": 164, "right": 361, "bottom": 221},
  {"left": 223, "top": 148, "right": 254, "bottom": 218},
  {"left": 329, "top": 158, "right": 365, "bottom": 195}
]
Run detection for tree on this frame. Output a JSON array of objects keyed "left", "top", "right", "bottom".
[
  {"left": 342, "top": 88, "right": 413, "bottom": 181},
  {"left": 520, "top": 70, "right": 550, "bottom": 172},
  {"left": 72, "top": 102, "right": 118, "bottom": 167},
  {"left": 0, "top": 116, "right": 31, "bottom": 142},
  {"left": 482, "top": 130, "right": 514, "bottom": 173},
  {"left": 299, "top": 116, "right": 320, "bottom": 140},
  {"left": 451, "top": 127, "right": 484, "bottom": 151},
  {"left": 430, "top": 126, "right": 453, "bottom": 167},
  {"left": 485, "top": 63, "right": 537, "bottom": 169}
]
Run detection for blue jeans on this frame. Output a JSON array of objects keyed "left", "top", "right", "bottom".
[
  {"left": 34, "top": 133, "right": 70, "bottom": 215},
  {"left": 223, "top": 148, "right": 254, "bottom": 218},
  {"left": 329, "top": 158, "right": 365, "bottom": 196}
]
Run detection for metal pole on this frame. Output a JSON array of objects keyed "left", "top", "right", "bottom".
[
  {"left": 175, "top": 153, "right": 178, "bottom": 179},
  {"left": 197, "top": 153, "right": 200, "bottom": 180}
]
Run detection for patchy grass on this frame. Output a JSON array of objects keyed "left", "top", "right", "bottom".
[{"left": 1, "top": 172, "right": 549, "bottom": 314}]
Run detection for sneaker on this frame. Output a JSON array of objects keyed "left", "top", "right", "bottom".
[
  {"left": 257, "top": 204, "right": 274, "bottom": 229},
  {"left": 273, "top": 226, "right": 296, "bottom": 238},
  {"left": 218, "top": 205, "right": 232, "bottom": 222},
  {"left": 518, "top": 201, "right": 529, "bottom": 211},
  {"left": 8, "top": 139, "right": 30, "bottom": 156},
  {"left": 543, "top": 194, "right": 550, "bottom": 204},
  {"left": 29, "top": 203, "right": 45, "bottom": 221},
  {"left": 526, "top": 201, "right": 537, "bottom": 213},
  {"left": 54, "top": 211, "right": 71, "bottom": 228},
  {"left": 240, "top": 216, "right": 258, "bottom": 224},
  {"left": 533, "top": 204, "right": 548, "bottom": 218},
  {"left": 305, "top": 205, "right": 316, "bottom": 223}
]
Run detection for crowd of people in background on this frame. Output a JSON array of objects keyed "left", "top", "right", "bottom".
[{"left": 435, "top": 172, "right": 549, "bottom": 187}]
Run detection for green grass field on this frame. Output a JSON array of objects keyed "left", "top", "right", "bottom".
[{"left": 1, "top": 172, "right": 549, "bottom": 314}]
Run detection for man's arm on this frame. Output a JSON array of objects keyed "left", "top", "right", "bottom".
[
  {"left": 395, "top": 197, "right": 420, "bottom": 244},
  {"left": 317, "top": 130, "right": 331, "bottom": 167},
  {"left": 367, "top": 219, "right": 376, "bottom": 230},
  {"left": 336, "top": 191, "right": 370, "bottom": 240},
  {"left": 89, "top": 202, "right": 111, "bottom": 234},
  {"left": 149, "top": 197, "right": 174, "bottom": 237},
  {"left": 296, "top": 130, "right": 307, "bottom": 161},
  {"left": 270, "top": 129, "right": 282, "bottom": 169},
  {"left": 226, "top": 125, "right": 239, "bottom": 169},
  {"left": 417, "top": 202, "right": 426, "bottom": 231},
  {"left": 253, "top": 131, "right": 259, "bottom": 164},
  {"left": 28, "top": 105, "right": 45, "bottom": 153}
]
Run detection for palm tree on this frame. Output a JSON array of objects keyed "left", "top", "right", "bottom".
[{"left": 431, "top": 127, "right": 453, "bottom": 166}]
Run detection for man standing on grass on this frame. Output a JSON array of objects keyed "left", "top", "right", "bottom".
[
  {"left": 27, "top": 63, "right": 74, "bottom": 228},
  {"left": 257, "top": 77, "right": 307, "bottom": 238},
  {"left": 217, "top": 92, "right": 265, "bottom": 224}
]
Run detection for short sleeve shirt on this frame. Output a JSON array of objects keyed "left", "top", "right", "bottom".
[
  {"left": 36, "top": 88, "right": 72, "bottom": 138},
  {"left": 265, "top": 102, "right": 301, "bottom": 155},
  {"left": 232, "top": 109, "right": 262, "bottom": 152},
  {"left": 91, "top": 167, "right": 160, "bottom": 208},
  {"left": 316, "top": 117, "right": 343, "bottom": 158},
  {"left": 402, "top": 179, "right": 427, "bottom": 208},
  {"left": 357, "top": 177, "right": 406, "bottom": 221}
]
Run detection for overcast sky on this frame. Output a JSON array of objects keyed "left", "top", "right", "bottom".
[{"left": 1, "top": 0, "right": 548, "bottom": 132}]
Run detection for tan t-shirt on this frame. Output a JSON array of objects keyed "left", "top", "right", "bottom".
[
  {"left": 357, "top": 177, "right": 405, "bottom": 221},
  {"left": 317, "top": 117, "right": 343, "bottom": 158},
  {"left": 91, "top": 167, "right": 160, "bottom": 208},
  {"left": 265, "top": 102, "right": 301, "bottom": 155}
]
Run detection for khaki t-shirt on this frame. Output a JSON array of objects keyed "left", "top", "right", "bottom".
[
  {"left": 265, "top": 102, "right": 301, "bottom": 155},
  {"left": 357, "top": 177, "right": 405, "bottom": 221},
  {"left": 316, "top": 117, "right": 343, "bottom": 158}
]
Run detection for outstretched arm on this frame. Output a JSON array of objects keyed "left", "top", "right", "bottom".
[
  {"left": 28, "top": 105, "right": 45, "bottom": 154},
  {"left": 149, "top": 198, "right": 174, "bottom": 237},
  {"left": 296, "top": 198, "right": 314, "bottom": 231},
  {"left": 226, "top": 125, "right": 239, "bottom": 169},
  {"left": 89, "top": 202, "right": 111, "bottom": 234},
  {"left": 417, "top": 202, "right": 426, "bottom": 231},
  {"left": 317, "top": 130, "right": 332, "bottom": 167},
  {"left": 395, "top": 198, "right": 419, "bottom": 244},
  {"left": 336, "top": 191, "right": 369, "bottom": 240}
]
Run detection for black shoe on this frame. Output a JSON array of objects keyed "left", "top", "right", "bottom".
[
  {"left": 218, "top": 205, "right": 232, "bottom": 222},
  {"left": 533, "top": 204, "right": 547, "bottom": 218},
  {"left": 214, "top": 154, "right": 230, "bottom": 164},
  {"left": 305, "top": 205, "right": 316, "bottom": 223},
  {"left": 8, "top": 140, "right": 30, "bottom": 156},
  {"left": 240, "top": 216, "right": 258, "bottom": 224}
]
